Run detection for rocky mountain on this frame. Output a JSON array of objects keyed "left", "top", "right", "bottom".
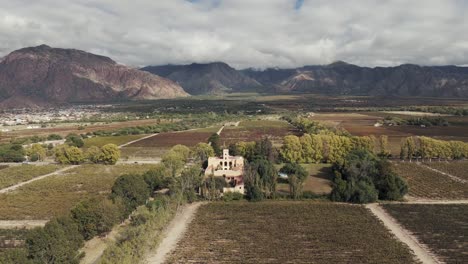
[
  {"left": 242, "top": 61, "right": 468, "bottom": 97},
  {"left": 0, "top": 45, "right": 188, "bottom": 108},
  {"left": 141, "top": 62, "right": 262, "bottom": 95}
]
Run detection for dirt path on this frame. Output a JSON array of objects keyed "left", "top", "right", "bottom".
[
  {"left": 417, "top": 163, "right": 467, "bottom": 184},
  {"left": 216, "top": 126, "right": 224, "bottom": 135},
  {"left": 0, "top": 220, "right": 48, "bottom": 229},
  {"left": 400, "top": 197, "right": 468, "bottom": 204},
  {"left": 118, "top": 133, "right": 159, "bottom": 149},
  {"left": 366, "top": 203, "right": 442, "bottom": 264},
  {"left": 0, "top": 165, "right": 77, "bottom": 194},
  {"left": 145, "top": 202, "right": 204, "bottom": 264},
  {"left": 80, "top": 221, "right": 128, "bottom": 264}
]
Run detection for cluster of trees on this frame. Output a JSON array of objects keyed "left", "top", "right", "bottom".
[
  {"left": 0, "top": 143, "right": 25, "bottom": 162},
  {"left": 331, "top": 149, "right": 408, "bottom": 203},
  {"left": 400, "top": 136, "right": 468, "bottom": 161},
  {"left": 280, "top": 134, "right": 390, "bottom": 165},
  {"left": 381, "top": 116, "right": 449, "bottom": 127},
  {"left": 55, "top": 144, "right": 120, "bottom": 165}
]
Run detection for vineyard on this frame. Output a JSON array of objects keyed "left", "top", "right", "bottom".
[
  {"left": 392, "top": 162, "right": 468, "bottom": 199},
  {"left": 424, "top": 161, "right": 468, "bottom": 181},
  {"left": 83, "top": 134, "right": 145, "bottom": 148},
  {"left": 166, "top": 201, "right": 417, "bottom": 264},
  {"left": 0, "top": 164, "right": 154, "bottom": 220},
  {"left": 0, "top": 165, "right": 64, "bottom": 190},
  {"left": 383, "top": 204, "right": 468, "bottom": 264}
]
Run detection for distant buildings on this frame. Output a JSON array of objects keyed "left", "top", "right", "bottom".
[{"left": 205, "top": 149, "right": 245, "bottom": 194}]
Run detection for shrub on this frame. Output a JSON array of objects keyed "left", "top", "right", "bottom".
[
  {"left": 111, "top": 174, "right": 150, "bottom": 213},
  {"left": 222, "top": 192, "right": 244, "bottom": 201}
]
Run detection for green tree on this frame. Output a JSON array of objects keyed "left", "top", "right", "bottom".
[
  {"left": 55, "top": 145, "right": 84, "bottom": 165},
  {"left": 71, "top": 198, "right": 124, "bottom": 240},
  {"left": 27, "top": 143, "right": 46, "bottom": 161},
  {"left": 171, "top": 144, "right": 191, "bottom": 162},
  {"left": 280, "top": 163, "right": 308, "bottom": 199},
  {"left": 162, "top": 150, "right": 185, "bottom": 177},
  {"left": 26, "top": 217, "right": 84, "bottom": 264},
  {"left": 65, "top": 133, "right": 84, "bottom": 148},
  {"left": 250, "top": 159, "right": 278, "bottom": 198},
  {"left": 85, "top": 146, "right": 102, "bottom": 163},
  {"left": 208, "top": 133, "right": 222, "bottom": 156},
  {"left": 110, "top": 174, "right": 150, "bottom": 212},
  {"left": 193, "top": 142, "right": 215, "bottom": 163},
  {"left": 378, "top": 135, "right": 390, "bottom": 157}
]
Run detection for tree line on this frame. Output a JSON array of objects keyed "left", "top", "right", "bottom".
[{"left": 400, "top": 136, "right": 468, "bottom": 161}]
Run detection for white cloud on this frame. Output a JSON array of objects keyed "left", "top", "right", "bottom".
[{"left": 0, "top": 0, "right": 467, "bottom": 69}]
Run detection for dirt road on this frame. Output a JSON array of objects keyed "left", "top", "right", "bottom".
[
  {"left": 0, "top": 220, "right": 48, "bottom": 229},
  {"left": 145, "top": 202, "right": 204, "bottom": 264},
  {"left": 0, "top": 165, "right": 77, "bottom": 194},
  {"left": 366, "top": 203, "right": 441, "bottom": 264}
]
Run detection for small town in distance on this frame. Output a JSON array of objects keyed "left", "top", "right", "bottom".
[{"left": 0, "top": 1, "right": 467, "bottom": 264}]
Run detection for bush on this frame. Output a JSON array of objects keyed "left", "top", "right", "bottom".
[
  {"left": 65, "top": 133, "right": 84, "bottom": 148},
  {"left": 222, "top": 192, "right": 244, "bottom": 201},
  {"left": 47, "top": 134, "right": 63, "bottom": 140}
]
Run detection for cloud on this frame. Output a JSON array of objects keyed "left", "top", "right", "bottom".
[{"left": 0, "top": 0, "right": 467, "bottom": 69}]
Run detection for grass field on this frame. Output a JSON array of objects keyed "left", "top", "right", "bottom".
[
  {"left": 0, "top": 165, "right": 64, "bottom": 190},
  {"left": 0, "top": 164, "right": 155, "bottom": 220},
  {"left": 166, "top": 201, "right": 417, "bottom": 264},
  {"left": 276, "top": 163, "right": 333, "bottom": 195},
  {"left": 392, "top": 162, "right": 468, "bottom": 199},
  {"left": 424, "top": 161, "right": 468, "bottom": 181},
  {"left": 383, "top": 204, "right": 468, "bottom": 264},
  {"left": 83, "top": 134, "right": 146, "bottom": 148}
]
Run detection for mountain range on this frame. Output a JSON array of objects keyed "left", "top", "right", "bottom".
[
  {"left": 1, "top": 45, "right": 468, "bottom": 108},
  {"left": 0, "top": 45, "right": 188, "bottom": 108}
]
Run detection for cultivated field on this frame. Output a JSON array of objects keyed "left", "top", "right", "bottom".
[
  {"left": 392, "top": 162, "right": 468, "bottom": 200},
  {"left": 0, "top": 164, "right": 154, "bottom": 220},
  {"left": 166, "top": 202, "right": 417, "bottom": 264},
  {"left": 83, "top": 134, "right": 146, "bottom": 148},
  {"left": 220, "top": 120, "right": 299, "bottom": 146},
  {"left": 383, "top": 204, "right": 468, "bottom": 264},
  {"left": 0, "top": 165, "right": 63, "bottom": 190},
  {"left": 424, "top": 161, "right": 468, "bottom": 181}
]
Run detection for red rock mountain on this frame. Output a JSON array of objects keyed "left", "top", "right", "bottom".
[{"left": 0, "top": 45, "right": 188, "bottom": 108}]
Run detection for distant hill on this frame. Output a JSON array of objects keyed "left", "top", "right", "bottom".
[
  {"left": 141, "top": 62, "right": 262, "bottom": 95},
  {"left": 242, "top": 61, "right": 468, "bottom": 97},
  {"left": 0, "top": 45, "right": 188, "bottom": 108}
]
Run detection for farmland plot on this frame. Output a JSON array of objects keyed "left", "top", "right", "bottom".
[
  {"left": 0, "top": 165, "right": 63, "bottom": 190},
  {"left": 0, "top": 164, "right": 154, "bottom": 220},
  {"left": 424, "top": 161, "right": 468, "bottom": 181},
  {"left": 220, "top": 120, "right": 298, "bottom": 146},
  {"left": 392, "top": 162, "right": 468, "bottom": 200},
  {"left": 383, "top": 204, "right": 468, "bottom": 264},
  {"left": 166, "top": 202, "right": 418, "bottom": 264}
]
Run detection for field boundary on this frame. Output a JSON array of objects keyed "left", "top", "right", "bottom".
[
  {"left": 366, "top": 203, "right": 442, "bottom": 264},
  {"left": 118, "top": 133, "right": 159, "bottom": 149},
  {"left": 145, "top": 202, "right": 204, "bottom": 264},
  {"left": 0, "top": 166, "right": 76, "bottom": 194},
  {"left": 417, "top": 163, "right": 467, "bottom": 184}
]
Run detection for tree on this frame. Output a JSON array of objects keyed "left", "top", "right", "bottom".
[
  {"left": 142, "top": 164, "right": 171, "bottom": 192},
  {"left": 55, "top": 145, "right": 84, "bottom": 165},
  {"left": 71, "top": 198, "right": 124, "bottom": 240},
  {"left": 250, "top": 159, "right": 278, "bottom": 198},
  {"left": 178, "top": 165, "right": 203, "bottom": 202},
  {"left": 85, "top": 146, "right": 102, "bottom": 163},
  {"left": 171, "top": 144, "right": 191, "bottom": 162},
  {"left": 378, "top": 135, "right": 390, "bottom": 157},
  {"left": 243, "top": 162, "right": 263, "bottom": 201},
  {"left": 26, "top": 217, "right": 84, "bottom": 264},
  {"left": 193, "top": 143, "right": 214, "bottom": 163},
  {"left": 27, "top": 143, "right": 46, "bottom": 161},
  {"left": 110, "top": 174, "right": 150, "bottom": 212},
  {"left": 280, "top": 163, "right": 308, "bottom": 199},
  {"left": 208, "top": 133, "right": 221, "bottom": 156},
  {"left": 47, "top": 134, "right": 63, "bottom": 140},
  {"left": 161, "top": 150, "right": 185, "bottom": 177},
  {"left": 65, "top": 133, "right": 84, "bottom": 148},
  {"left": 280, "top": 135, "right": 302, "bottom": 163},
  {"left": 99, "top": 144, "right": 120, "bottom": 165}
]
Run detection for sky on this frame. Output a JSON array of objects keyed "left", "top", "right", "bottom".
[{"left": 0, "top": 0, "right": 468, "bottom": 69}]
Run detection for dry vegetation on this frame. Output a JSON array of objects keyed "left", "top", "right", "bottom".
[
  {"left": 0, "top": 164, "right": 154, "bottom": 220},
  {"left": 166, "top": 202, "right": 418, "bottom": 264},
  {"left": 392, "top": 162, "right": 468, "bottom": 199},
  {"left": 0, "top": 165, "right": 63, "bottom": 190},
  {"left": 383, "top": 204, "right": 468, "bottom": 264}
]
